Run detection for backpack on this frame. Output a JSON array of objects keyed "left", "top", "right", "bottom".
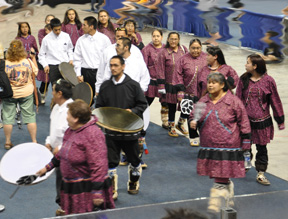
[{"left": 0, "top": 60, "right": 13, "bottom": 99}]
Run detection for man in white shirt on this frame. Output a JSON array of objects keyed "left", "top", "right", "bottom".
[
  {"left": 109, "top": 37, "right": 149, "bottom": 92},
  {"left": 73, "top": 16, "right": 111, "bottom": 98},
  {"left": 45, "top": 79, "right": 73, "bottom": 215},
  {"left": 95, "top": 28, "right": 144, "bottom": 95},
  {"left": 38, "top": 18, "right": 74, "bottom": 84}
]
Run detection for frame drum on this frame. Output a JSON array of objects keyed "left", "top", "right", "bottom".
[
  {"left": 72, "top": 82, "right": 93, "bottom": 106},
  {"left": 59, "top": 62, "right": 79, "bottom": 86},
  {"left": 92, "top": 107, "right": 144, "bottom": 133},
  {"left": 0, "top": 143, "right": 54, "bottom": 185}
]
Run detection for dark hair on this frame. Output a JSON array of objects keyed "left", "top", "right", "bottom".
[
  {"left": 45, "top": 14, "right": 55, "bottom": 22},
  {"left": 68, "top": 99, "right": 91, "bottom": 124},
  {"left": 50, "top": 18, "right": 62, "bottom": 29},
  {"left": 63, "top": 9, "right": 82, "bottom": 30},
  {"left": 189, "top": 38, "right": 202, "bottom": 47},
  {"left": 207, "top": 72, "right": 231, "bottom": 92},
  {"left": 240, "top": 54, "right": 267, "bottom": 90},
  {"left": 54, "top": 79, "right": 73, "bottom": 100},
  {"left": 152, "top": 29, "right": 163, "bottom": 36},
  {"left": 248, "top": 54, "right": 267, "bottom": 75},
  {"left": 165, "top": 32, "right": 180, "bottom": 48},
  {"left": 124, "top": 19, "right": 137, "bottom": 31},
  {"left": 162, "top": 208, "right": 208, "bottom": 219},
  {"left": 118, "top": 37, "right": 131, "bottom": 51},
  {"left": 115, "top": 27, "right": 128, "bottom": 35},
  {"left": 111, "top": 55, "right": 125, "bottom": 65},
  {"left": 45, "top": 24, "right": 52, "bottom": 31},
  {"left": 17, "top": 22, "right": 31, "bottom": 38},
  {"left": 84, "top": 16, "right": 97, "bottom": 30},
  {"left": 97, "top": 9, "right": 115, "bottom": 32},
  {"left": 206, "top": 46, "right": 226, "bottom": 65}
]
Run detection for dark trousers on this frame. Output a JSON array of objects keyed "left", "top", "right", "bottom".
[
  {"left": 106, "top": 137, "right": 141, "bottom": 168},
  {"left": 49, "top": 65, "right": 63, "bottom": 85},
  {"left": 168, "top": 103, "right": 187, "bottom": 121},
  {"left": 255, "top": 144, "right": 268, "bottom": 172},
  {"left": 55, "top": 167, "right": 62, "bottom": 205},
  {"left": 81, "top": 68, "right": 97, "bottom": 98},
  {"left": 39, "top": 82, "right": 50, "bottom": 94},
  {"left": 168, "top": 103, "right": 177, "bottom": 121}
]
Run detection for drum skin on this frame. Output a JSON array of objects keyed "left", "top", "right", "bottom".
[
  {"left": 92, "top": 107, "right": 144, "bottom": 133},
  {"left": 59, "top": 62, "right": 79, "bottom": 86},
  {"left": 0, "top": 143, "right": 54, "bottom": 185},
  {"left": 72, "top": 82, "right": 93, "bottom": 106}
]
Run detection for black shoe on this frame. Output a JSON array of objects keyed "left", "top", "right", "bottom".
[
  {"left": 127, "top": 181, "right": 139, "bottom": 194},
  {"left": 227, "top": 0, "right": 239, "bottom": 4}
]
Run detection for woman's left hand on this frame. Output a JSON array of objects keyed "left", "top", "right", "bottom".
[
  {"left": 93, "top": 198, "right": 104, "bottom": 206},
  {"left": 131, "top": 33, "right": 138, "bottom": 43}
]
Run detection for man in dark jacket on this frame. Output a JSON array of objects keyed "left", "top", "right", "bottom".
[{"left": 96, "top": 55, "right": 147, "bottom": 199}]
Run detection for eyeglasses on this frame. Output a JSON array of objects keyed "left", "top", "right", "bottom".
[{"left": 115, "top": 27, "right": 126, "bottom": 31}]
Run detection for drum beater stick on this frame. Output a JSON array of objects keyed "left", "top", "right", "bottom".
[{"left": 10, "top": 185, "right": 20, "bottom": 199}]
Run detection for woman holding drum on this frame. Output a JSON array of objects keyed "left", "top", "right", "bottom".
[{"left": 37, "top": 100, "right": 114, "bottom": 215}]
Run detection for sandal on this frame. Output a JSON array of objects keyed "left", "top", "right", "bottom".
[
  {"left": 4, "top": 143, "right": 13, "bottom": 150},
  {"left": 256, "top": 172, "right": 270, "bottom": 186}
]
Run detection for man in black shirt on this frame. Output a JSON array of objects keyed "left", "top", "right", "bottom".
[{"left": 96, "top": 55, "right": 147, "bottom": 199}]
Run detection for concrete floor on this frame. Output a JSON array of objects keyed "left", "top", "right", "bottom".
[{"left": 0, "top": 2, "right": 287, "bottom": 183}]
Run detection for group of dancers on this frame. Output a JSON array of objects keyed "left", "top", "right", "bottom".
[{"left": 0, "top": 7, "right": 285, "bottom": 216}]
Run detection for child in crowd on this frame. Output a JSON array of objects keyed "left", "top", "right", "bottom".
[
  {"left": 62, "top": 8, "right": 83, "bottom": 47},
  {"left": 37, "top": 14, "right": 55, "bottom": 104},
  {"left": 15, "top": 22, "right": 38, "bottom": 58}
]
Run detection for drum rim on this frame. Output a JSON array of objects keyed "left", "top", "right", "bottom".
[
  {"left": 93, "top": 107, "right": 144, "bottom": 133},
  {"left": 96, "top": 121, "right": 143, "bottom": 133}
]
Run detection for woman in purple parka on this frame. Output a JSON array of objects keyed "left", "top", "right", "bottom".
[
  {"left": 141, "top": 29, "right": 166, "bottom": 127},
  {"left": 62, "top": 8, "right": 83, "bottom": 48},
  {"left": 124, "top": 19, "right": 144, "bottom": 50},
  {"left": 190, "top": 73, "right": 251, "bottom": 213},
  {"left": 173, "top": 38, "right": 207, "bottom": 146},
  {"left": 236, "top": 54, "right": 285, "bottom": 186},
  {"left": 197, "top": 46, "right": 239, "bottom": 99},
  {"left": 37, "top": 100, "right": 115, "bottom": 215},
  {"left": 97, "top": 9, "right": 119, "bottom": 44},
  {"left": 156, "top": 32, "right": 188, "bottom": 137}
]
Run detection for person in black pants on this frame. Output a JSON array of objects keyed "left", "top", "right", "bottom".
[{"left": 96, "top": 55, "right": 147, "bottom": 200}]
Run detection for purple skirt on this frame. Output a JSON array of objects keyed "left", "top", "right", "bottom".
[
  {"left": 197, "top": 148, "right": 246, "bottom": 178},
  {"left": 145, "top": 83, "right": 160, "bottom": 98},
  {"left": 36, "top": 70, "right": 49, "bottom": 83},
  {"left": 251, "top": 125, "right": 274, "bottom": 145},
  {"left": 60, "top": 179, "right": 115, "bottom": 215},
  {"left": 165, "top": 93, "right": 177, "bottom": 104}
]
